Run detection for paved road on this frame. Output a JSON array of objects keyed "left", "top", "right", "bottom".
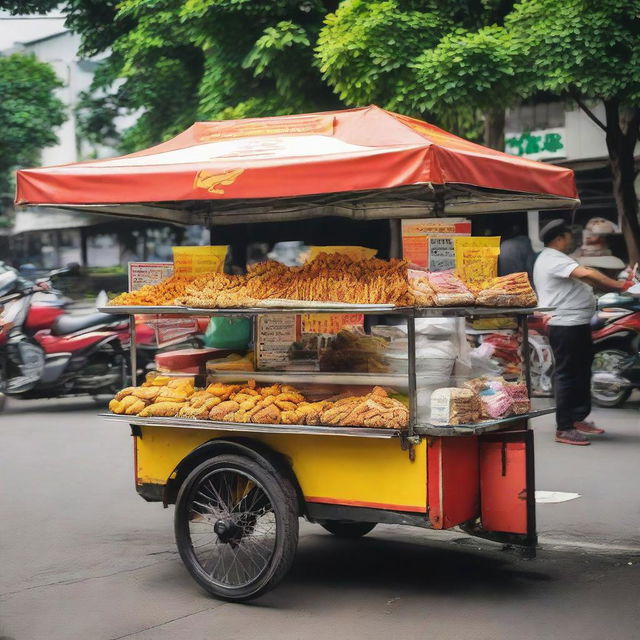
[{"left": 1, "top": 396, "right": 639, "bottom": 640}]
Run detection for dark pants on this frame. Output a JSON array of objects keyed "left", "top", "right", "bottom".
[{"left": 548, "top": 324, "right": 593, "bottom": 431}]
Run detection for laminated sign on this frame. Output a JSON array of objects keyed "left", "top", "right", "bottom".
[
  {"left": 128, "top": 262, "right": 173, "bottom": 291},
  {"left": 172, "top": 246, "right": 228, "bottom": 275},
  {"left": 401, "top": 218, "right": 471, "bottom": 269}
]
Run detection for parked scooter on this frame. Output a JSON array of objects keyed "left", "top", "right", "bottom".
[
  {"left": 590, "top": 292, "right": 640, "bottom": 407},
  {"left": 0, "top": 266, "right": 130, "bottom": 409}
]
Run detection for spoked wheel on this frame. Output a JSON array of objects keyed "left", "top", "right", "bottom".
[
  {"left": 175, "top": 454, "right": 298, "bottom": 601},
  {"left": 320, "top": 521, "right": 376, "bottom": 538}
]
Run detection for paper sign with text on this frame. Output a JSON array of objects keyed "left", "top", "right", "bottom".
[{"left": 128, "top": 262, "right": 173, "bottom": 292}]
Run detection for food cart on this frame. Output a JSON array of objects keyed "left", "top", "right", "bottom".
[{"left": 16, "top": 106, "right": 579, "bottom": 602}]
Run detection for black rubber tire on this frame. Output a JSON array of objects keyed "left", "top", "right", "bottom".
[
  {"left": 320, "top": 521, "right": 376, "bottom": 538},
  {"left": 591, "top": 347, "right": 633, "bottom": 408},
  {"left": 174, "top": 454, "right": 298, "bottom": 602}
]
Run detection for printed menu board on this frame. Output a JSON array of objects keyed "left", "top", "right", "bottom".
[
  {"left": 401, "top": 218, "right": 471, "bottom": 269},
  {"left": 128, "top": 262, "right": 173, "bottom": 291}
]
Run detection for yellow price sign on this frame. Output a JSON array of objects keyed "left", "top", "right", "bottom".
[{"left": 172, "top": 246, "right": 228, "bottom": 275}]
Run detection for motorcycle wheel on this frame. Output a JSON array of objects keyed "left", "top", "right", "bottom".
[
  {"left": 529, "top": 338, "right": 554, "bottom": 396},
  {"left": 591, "top": 348, "right": 632, "bottom": 408}
]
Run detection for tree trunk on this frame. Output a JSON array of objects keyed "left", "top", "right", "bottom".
[
  {"left": 483, "top": 107, "right": 506, "bottom": 151},
  {"left": 603, "top": 100, "right": 640, "bottom": 266}
]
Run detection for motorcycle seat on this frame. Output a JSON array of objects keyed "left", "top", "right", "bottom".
[
  {"left": 51, "top": 312, "right": 127, "bottom": 336},
  {"left": 590, "top": 314, "right": 608, "bottom": 330}
]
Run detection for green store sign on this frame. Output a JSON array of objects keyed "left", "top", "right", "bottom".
[{"left": 505, "top": 128, "right": 566, "bottom": 159}]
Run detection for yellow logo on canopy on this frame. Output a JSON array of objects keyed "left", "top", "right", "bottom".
[{"left": 194, "top": 168, "right": 244, "bottom": 194}]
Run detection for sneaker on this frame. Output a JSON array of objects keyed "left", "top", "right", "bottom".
[
  {"left": 555, "top": 429, "right": 591, "bottom": 445},
  {"left": 574, "top": 420, "right": 605, "bottom": 435}
]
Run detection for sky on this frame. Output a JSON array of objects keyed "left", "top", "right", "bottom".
[{"left": 0, "top": 9, "right": 65, "bottom": 51}]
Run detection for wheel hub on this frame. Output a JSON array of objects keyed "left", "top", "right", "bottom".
[{"left": 214, "top": 518, "right": 241, "bottom": 544}]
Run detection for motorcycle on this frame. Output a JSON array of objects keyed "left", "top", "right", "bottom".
[
  {"left": 0, "top": 266, "right": 130, "bottom": 409},
  {"left": 0, "top": 265, "right": 207, "bottom": 411},
  {"left": 590, "top": 292, "right": 640, "bottom": 407}
]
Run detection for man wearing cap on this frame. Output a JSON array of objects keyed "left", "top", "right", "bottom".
[{"left": 533, "top": 219, "right": 632, "bottom": 445}]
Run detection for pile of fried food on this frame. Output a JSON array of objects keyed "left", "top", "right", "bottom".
[
  {"left": 319, "top": 329, "right": 389, "bottom": 373},
  {"left": 108, "top": 253, "right": 537, "bottom": 309},
  {"left": 109, "top": 274, "right": 198, "bottom": 306},
  {"left": 109, "top": 253, "right": 433, "bottom": 308},
  {"left": 475, "top": 272, "right": 538, "bottom": 307},
  {"left": 109, "top": 374, "right": 408, "bottom": 429}
]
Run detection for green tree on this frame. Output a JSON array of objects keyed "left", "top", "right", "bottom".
[
  {"left": 316, "top": 1, "right": 521, "bottom": 146},
  {"left": 72, "top": 0, "right": 342, "bottom": 152},
  {"left": 507, "top": 0, "right": 640, "bottom": 263},
  {"left": 0, "top": 53, "right": 67, "bottom": 196}
]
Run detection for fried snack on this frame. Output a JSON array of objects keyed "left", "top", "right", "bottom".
[
  {"left": 274, "top": 391, "right": 305, "bottom": 404},
  {"left": 167, "top": 378, "right": 195, "bottom": 389},
  {"left": 130, "top": 386, "right": 163, "bottom": 401},
  {"left": 231, "top": 392, "right": 260, "bottom": 403},
  {"left": 280, "top": 410, "right": 301, "bottom": 425},
  {"left": 177, "top": 395, "right": 222, "bottom": 418},
  {"left": 251, "top": 404, "right": 282, "bottom": 424},
  {"left": 155, "top": 387, "right": 191, "bottom": 402},
  {"left": 476, "top": 272, "right": 537, "bottom": 307},
  {"left": 114, "top": 387, "right": 136, "bottom": 401},
  {"left": 274, "top": 400, "right": 297, "bottom": 411},
  {"left": 109, "top": 274, "right": 198, "bottom": 306},
  {"left": 236, "top": 396, "right": 276, "bottom": 423},
  {"left": 125, "top": 399, "right": 148, "bottom": 415},
  {"left": 209, "top": 400, "right": 240, "bottom": 421},
  {"left": 259, "top": 384, "right": 282, "bottom": 397},
  {"left": 318, "top": 387, "right": 408, "bottom": 429},
  {"left": 108, "top": 399, "right": 124, "bottom": 414},
  {"left": 138, "top": 402, "right": 186, "bottom": 417},
  {"left": 206, "top": 382, "right": 241, "bottom": 400}
]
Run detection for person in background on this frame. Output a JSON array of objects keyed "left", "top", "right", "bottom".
[
  {"left": 533, "top": 219, "right": 633, "bottom": 445},
  {"left": 498, "top": 224, "right": 537, "bottom": 280}
]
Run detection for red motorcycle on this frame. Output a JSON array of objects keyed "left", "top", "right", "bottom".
[
  {"left": 590, "top": 292, "right": 640, "bottom": 407},
  {"left": 526, "top": 294, "right": 640, "bottom": 407},
  {"left": 0, "top": 266, "right": 130, "bottom": 409}
]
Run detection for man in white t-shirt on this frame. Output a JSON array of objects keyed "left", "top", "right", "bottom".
[{"left": 533, "top": 219, "right": 632, "bottom": 445}]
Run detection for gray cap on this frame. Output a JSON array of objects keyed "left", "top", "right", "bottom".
[{"left": 539, "top": 218, "right": 570, "bottom": 244}]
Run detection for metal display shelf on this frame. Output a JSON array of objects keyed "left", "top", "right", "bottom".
[
  {"left": 414, "top": 400, "right": 555, "bottom": 436},
  {"left": 100, "top": 400, "right": 553, "bottom": 439},
  {"left": 99, "top": 304, "right": 552, "bottom": 317},
  {"left": 100, "top": 413, "right": 403, "bottom": 439},
  {"left": 103, "top": 302, "right": 551, "bottom": 439}
]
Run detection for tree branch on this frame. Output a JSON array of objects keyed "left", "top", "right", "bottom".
[{"left": 571, "top": 90, "right": 607, "bottom": 132}]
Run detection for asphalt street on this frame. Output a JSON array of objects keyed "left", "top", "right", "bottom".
[{"left": 1, "top": 395, "right": 639, "bottom": 640}]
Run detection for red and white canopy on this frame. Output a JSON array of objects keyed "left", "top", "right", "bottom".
[{"left": 16, "top": 106, "right": 578, "bottom": 225}]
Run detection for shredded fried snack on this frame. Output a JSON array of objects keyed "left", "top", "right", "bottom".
[
  {"left": 109, "top": 274, "right": 199, "bottom": 306},
  {"left": 475, "top": 272, "right": 538, "bottom": 307}
]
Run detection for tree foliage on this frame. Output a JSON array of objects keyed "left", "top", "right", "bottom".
[
  {"left": 507, "top": 0, "right": 640, "bottom": 261},
  {"left": 315, "top": 1, "right": 522, "bottom": 144},
  {"left": 0, "top": 53, "right": 66, "bottom": 195},
  {"left": 71, "top": 0, "right": 341, "bottom": 152}
]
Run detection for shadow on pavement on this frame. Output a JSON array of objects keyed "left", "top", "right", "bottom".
[{"left": 277, "top": 533, "right": 552, "bottom": 600}]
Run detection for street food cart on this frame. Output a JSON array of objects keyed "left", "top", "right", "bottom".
[{"left": 16, "top": 106, "right": 579, "bottom": 601}]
